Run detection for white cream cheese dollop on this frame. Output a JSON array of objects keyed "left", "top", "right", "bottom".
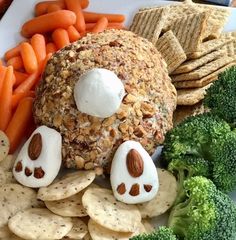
[
  {"left": 13, "top": 126, "right": 62, "bottom": 188},
  {"left": 110, "top": 140, "right": 159, "bottom": 204},
  {"left": 74, "top": 68, "right": 125, "bottom": 118}
]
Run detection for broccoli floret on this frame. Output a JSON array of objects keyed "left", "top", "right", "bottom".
[
  {"left": 204, "top": 66, "right": 236, "bottom": 127},
  {"left": 168, "top": 176, "right": 236, "bottom": 240},
  {"left": 130, "top": 226, "right": 177, "bottom": 240}
]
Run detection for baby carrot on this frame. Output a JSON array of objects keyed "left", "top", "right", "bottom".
[
  {"left": 86, "top": 22, "right": 124, "bottom": 30},
  {"left": 47, "top": 3, "right": 62, "bottom": 13},
  {"left": 46, "top": 42, "right": 57, "bottom": 54},
  {"left": 21, "top": 10, "right": 76, "bottom": 38},
  {"left": 0, "top": 66, "right": 6, "bottom": 95},
  {"left": 67, "top": 25, "right": 81, "bottom": 42},
  {"left": 4, "top": 45, "right": 20, "bottom": 61},
  {"left": 83, "top": 12, "right": 125, "bottom": 23},
  {"left": 7, "top": 56, "right": 24, "bottom": 70},
  {"left": 31, "top": 34, "right": 46, "bottom": 65},
  {"left": 35, "top": 0, "right": 65, "bottom": 16},
  {"left": 52, "top": 28, "right": 70, "bottom": 49},
  {"left": 91, "top": 17, "right": 108, "bottom": 33},
  {"left": 20, "top": 42, "right": 38, "bottom": 74},
  {"left": 14, "top": 71, "right": 29, "bottom": 87},
  {"left": 5, "top": 97, "right": 34, "bottom": 153},
  {"left": 12, "top": 91, "right": 35, "bottom": 109},
  {"left": 41, "top": 53, "right": 52, "bottom": 74},
  {"left": 79, "top": 0, "right": 89, "bottom": 9},
  {"left": 65, "top": 0, "right": 85, "bottom": 32},
  {"left": 0, "top": 66, "right": 13, "bottom": 131}
]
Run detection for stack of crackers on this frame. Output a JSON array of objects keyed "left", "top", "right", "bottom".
[{"left": 130, "top": 0, "right": 236, "bottom": 107}]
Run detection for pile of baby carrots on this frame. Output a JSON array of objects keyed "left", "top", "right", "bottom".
[{"left": 0, "top": 0, "right": 125, "bottom": 153}]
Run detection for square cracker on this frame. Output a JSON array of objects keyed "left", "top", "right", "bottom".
[
  {"left": 172, "top": 55, "right": 234, "bottom": 82},
  {"left": 129, "top": 7, "right": 169, "bottom": 45},
  {"left": 187, "top": 38, "right": 233, "bottom": 59},
  {"left": 177, "top": 83, "right": 212, "bottom": 106},
  {"left": 155, "top": 30, "right": 187, "bottom": 74},
  {"left": 173, "top": 62, "right": 236, "bottom": 89},
  {"left": 221, "top": 32, "right": 236, "bottom": 57},
  {"left": 173, "top": 49, "right": 226, "bottom": 74},
  {"left": 166, "top": 12, "right": 208, "bottom": 53}
]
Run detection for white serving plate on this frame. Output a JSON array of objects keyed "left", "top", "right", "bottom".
[{"left": 0, "top": 0, "right": 235, "bottom": 214}]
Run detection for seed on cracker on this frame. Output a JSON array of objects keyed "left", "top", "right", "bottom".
[
  {"left": 129, "top": 7, "right": 169, "bottom": 45},
  {"left": 37, "top": 170, "right": 96, "bottom": 201},
  {"left": 137, "top": 169, "right": 177, "bottom": 218},
  {"left": 173, "top": 49, "right": 226, "bottom": 74},
  {"left": 0, "top": 184, "right": 43, "bottom": 229},
  {"left": 174, "top": 62, "right": 236, "bottom": 89},
  {"left": 82, "top": 188, "right": 141, "bottom": 233},
  {"left": 45, "top": 191, "right": 87, "bottom": 217},
  {"left": 172, "top": 56, "right": 234, "bottom": 82},
  {"left": 0, "top": 130, "right": 9, "bottom": 162},
  {"left": 8, "top": 208, "right": 73, "bottom": 240},
  {"left": 155, "top": 30, "right": 187, "bottom": 73},
  {"left": 65, "top": 218, "right": 88, "bottom": 239}
]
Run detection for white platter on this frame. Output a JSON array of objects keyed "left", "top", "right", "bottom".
[{"left": 0, "top": 0, "right": 235, "bottom": 208}]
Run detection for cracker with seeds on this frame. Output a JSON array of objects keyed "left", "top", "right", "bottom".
[
  {"left": 8, "top": 208, "right": 73, "bottom": 240},
  {"left": 187, "top": 38, "right": 233, "bottom": 59},
  {"left": 177, "top": 83, "right": 212, "bottom": 106},
  {"left": 156, "top": 30, "right": 187, "bottom": 73},
  {"left": 172, "top": 56, "right": 234, "bottom": 82},
  {"left": 0, "top": 154, "right": 16, "bottom": 171},
  {"left": 129, "top": 7, "right": 169, "bottom": 45},
  {"left": 82, "top": 188, "right": 141, "bottom": 233},
  {"left": 222, "top": 32, "right": 236, "bottom": 57},
  {"left": 174, "top": 62, "right": 236, "bottom": 88},
  {"left": 37, "top": 171, "right": 95, "bottom": 201},
  {"left": 65, "top": 218, "right": 88, "bottom": 239},
  {"left": 173, "top": 49, "right": 226, "bottom": 74},
  {"left": 0, "top": 130, "right": 9, "bottom": 162},
  {"left": 137, "top": 169, "right": 177, "bottom": 218}
]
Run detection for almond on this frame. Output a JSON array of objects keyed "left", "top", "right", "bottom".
[
  {"left": 129, "top": 183, "right": 140, "bottom": 196},
  {"left": 25, "top": 167, "right": 32, "bottom": 177},
  {"left": 117, "top": 183, "right": 126, "bottom": 195},
  {"left": 34, "top": 167, "right": 45, "bottom": 179},
  {"left": 144, "top": 184, "right": 152, "bottom": 192},
  {"left": 126, "top": 149, "right": 144, "bottom": 178},
  {"left": 28, "top": 133, "right": 42, "bottom": 160}
]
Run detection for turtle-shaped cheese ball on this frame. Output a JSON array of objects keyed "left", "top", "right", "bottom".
[{"left": 33, "top": 29, "right": 177, "bottom": 171}]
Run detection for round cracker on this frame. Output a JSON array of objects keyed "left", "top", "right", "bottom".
[
  {"left": 65, "top": 218, "right": 88, "bottom": 239},
  {"left": 82, "top": 188, "right": 141, "bottom": 233},
  {"left": 0, "top": 167, "right": 6, "bottom": 185},
  {"left": 37, "top": 171, "right": 96, "bottom": 201},
  {"left": 8, "top": 208, "right": 73, "bottom": 240},
  {"left": 45, "top": 191, "right": 87, "bottom": 217},
  {"left": 5, "top": 171, "right": 17, "bottom": 184},
  {"left": 137, "top": 168, "right": 177, "bottom": 218},
  {"left": 0, "top": 154, "right": 16, "bottom": 171},
  {"left": 0, "top": 184, "right": 43, "bottom": 229},
  {"left": 0, "top": 131, "right": 9, "bottom": 162},
  {"left": 88, "top": 219, "right": 146, "bottom": 240}
]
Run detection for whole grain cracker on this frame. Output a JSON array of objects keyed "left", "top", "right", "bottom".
[
  {"left": 174, "top": 62, "right": 236, "bottom": 88},
  {"left": 8, "top": 208, "right": 73, "bottom": 240},
  {"left": 0, "top": 154, "right": 16, "bottom": 171},
  {"left": 65, "top": 218, "right": 88, "bottom": 239},
  {"left": 221, "top": 32, "right": 236, "bottom": 57},
  {"left": 129, "top": 7, "right": 169, "bottom": 45},
  {"left": 177, "top": 83, "right": 212, "bottom": 106},
  {"left": 37, "top": 171, "right": 95, "bottom": 201},
  {"left": 172, "top": 55, "right": 234, "bottom": 82},
  {"left": 173, "top": 49, "right": 226, "bottom": 74},
  {"left": 45, "top": 191, "right": 87, "bottom": 217},
  {"left": 155, "top": 30, "right": 187, "bottom": 73},
  {"left": 88, "top": 219, "right": 146, "bottom": 240},
  {"left": 187, "top": 38, "right": 233, "bottom": 59},
  {"left": 82, "top": 188, "right": 141, "bottom": 233},
  {"left": 0, "top": 184, "right": 43, "bottom": 229},
  {"left": 137, "top": 169, "right": 177, "bottom": 218}
]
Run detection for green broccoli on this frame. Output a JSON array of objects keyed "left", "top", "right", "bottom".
[
  {"left": 130, "top": 226, "right": 177, "bottom": 240},
  {"left": 204, "top": 66, "right": 236, "bottom": 127},
  {"left": 168, "top": 176, "right": 236, "bottom": 240}
]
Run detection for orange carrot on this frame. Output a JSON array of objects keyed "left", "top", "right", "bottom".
[
  {"left": 79, "top": 0, "right": 89, "bottom": 9},
  {"left": 7, "top": 56, "right": 24, "bottom": 70},
  {"left": 0, "top": 66, "right": 13, "bottom": 131},
  {"left": 65, "top": 0, "right": 85, "bottom": 32},
  {"left": 14, "top": 69, "right": 41, "bottom": 94},
  {"left": 12, "top": 91, "right": 35, "bottom": 109},
  {"left": 14, "top": 71, "right": 29, "bottom": 87},
  {"left": 47, "top": 3, "right": 62, "bottom": 13},
  {"left": 21, "top": 10, "right": 76, "bottom": 38},
  {"left": 35, "top": 0, "right": 65, "bottom": 16},
  {"left": 5, "top": 97, "right": 34, "bottom": 153},
  {"left": 46, "top": 42, "right": 57, "bottom": 54},
  {"left": 52, "top": 28, "right": 70, "bottom": 49},
  {"left": 86, "top": 22, "right": 124, "bottom": 30},
  {"left": 91, "top": 17, "right": 108, "bottom": 33},
  {"left": 67, "top": 25, "right": 81, "bottom": 42},
  {"left": 0, "top": 65, "right": 6, "bottom": 95},
  {"left": 31, "top": 34, "right": 46, "bottom": 65},
  {"left": 83, "top": 12, "right": 125, "bottom": 23},
  {"left": 20, "top": 42, "right": 38, "bottom": 74},
  {"left": 4, "top": 45, "right": 20, "bottom": 61},
  {"left": 0, "top": 60, "right": 2, "bottom": 66}
]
